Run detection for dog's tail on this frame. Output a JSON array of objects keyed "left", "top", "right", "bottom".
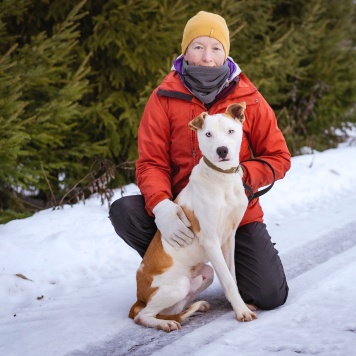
[
  {"left": 156, "top": 300, "right": 208, "bottom": 323},
  {"left": 128, "top": 300, "right": 146, "bottom": 319}
]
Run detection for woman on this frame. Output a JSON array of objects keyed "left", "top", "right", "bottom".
[{"left": 109, "top": 11, "right": 290, "bottom": 310}]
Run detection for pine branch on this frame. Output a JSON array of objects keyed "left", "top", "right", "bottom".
[
  {"left": 56, "top": 158, "right": 136, "bottom": 209},
  {"left": 41, "top": 163, "right": 57, "bottom": 206}
]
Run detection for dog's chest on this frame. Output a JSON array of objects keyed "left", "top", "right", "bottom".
[
  {"left": 192, "top": 181, "right": 246, "bottom": 237},
  {"left": 216, "top": 190, "right": 244, "bottom": 238},
  {"left": 178, "top": 163, "right": 248, "bottom": 245},
  {"left": 174, "top": 187, "right": 245, "bottom": 266}
]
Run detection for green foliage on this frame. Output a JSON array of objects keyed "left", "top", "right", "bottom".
[
  {"left": 0, "top": 0, "right": 31, "bottom": 214},
  {"left": 0, "top": 1, "right": 107, "bottom": 219},
  {"left": 269, "top": 0, "right": 356, "bottom": 154},
  {"left": 84, "top": 0, "right": 192, "bottom": 160},
  {"left": 1, "top": 0, "right": 355, "bottom": 222}
]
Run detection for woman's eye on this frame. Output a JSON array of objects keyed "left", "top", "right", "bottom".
[{"left": 206, "top": 132, "right": 212, "bottom": 137}]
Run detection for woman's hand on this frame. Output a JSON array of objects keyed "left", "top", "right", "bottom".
[{"left": 152, "top": 199, "right": 194, "bottom": 249}]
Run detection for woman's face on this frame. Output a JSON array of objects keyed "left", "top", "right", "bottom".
[{"left": 184, "top": 36, "right": 225, "bottom": 67}]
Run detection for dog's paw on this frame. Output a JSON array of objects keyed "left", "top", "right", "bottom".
[
  {"left": 236, "top": 308, "right": 257, "bottom": 322},
  {"left": 197, "top": 301, "right": 211, "bottom": 312},
  {"left": 157, "top": 320, "right": 181, "bottom": 332}
]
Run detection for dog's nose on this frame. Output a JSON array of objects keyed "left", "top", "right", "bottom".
[{"left": 217, "top": 146, "right": 228, "bottom": 159}]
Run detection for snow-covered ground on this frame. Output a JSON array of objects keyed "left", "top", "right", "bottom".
[{"left": 1, "top": 138, "right": 356, "bottom": 356}]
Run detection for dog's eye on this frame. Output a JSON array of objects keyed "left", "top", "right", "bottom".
[
  {"left": 228, "top": 129, "right": 235, "bottom": 134},
  {"left": 205, "top": 132, "right": 212, "bottom": 137}
]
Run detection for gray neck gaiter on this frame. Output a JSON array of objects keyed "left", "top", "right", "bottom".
[{"left": 181, "top": 60, "right": 230, "bottom": 104}]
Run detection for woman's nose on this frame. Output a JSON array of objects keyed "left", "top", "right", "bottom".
[{"left": 202, "top": 49, "right": 213, "bottom": 62}]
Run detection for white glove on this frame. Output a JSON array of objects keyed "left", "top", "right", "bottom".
[{"left": 152, "top": 199, "right": 194, "bottom": 249}]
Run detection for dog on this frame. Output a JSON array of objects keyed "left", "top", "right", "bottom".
[{"left": 129, "top": 102, "right": 257, "bottom": 332}]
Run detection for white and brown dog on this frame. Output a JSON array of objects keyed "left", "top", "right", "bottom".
[{"left": 129, "top": 102, "right": 257, "bottom": 332}]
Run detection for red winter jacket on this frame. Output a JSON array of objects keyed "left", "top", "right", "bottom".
[{"left": 136, "top": 70, "right": 291, "bottom": 227}]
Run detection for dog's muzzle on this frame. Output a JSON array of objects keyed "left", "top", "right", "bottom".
[{"left": 217, "top": 146, "right": 228, "bottom": 160}]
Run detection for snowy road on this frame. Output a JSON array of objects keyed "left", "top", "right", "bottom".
[
  {"left": 1, "top": 145, "right": 356, "bottom": 356},
  {"left": 68, "top": 193, "right": 356, "bottom": 356}
]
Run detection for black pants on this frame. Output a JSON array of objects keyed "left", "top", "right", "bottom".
[{"left": 109, "top": 195, "right": 289, "bottom": 310}]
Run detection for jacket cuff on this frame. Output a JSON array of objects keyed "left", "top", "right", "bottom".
[{"left": 145, "top": 191, "right": 172, "bottom": 216}]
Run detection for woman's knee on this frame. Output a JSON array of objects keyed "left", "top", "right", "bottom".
[
  {"left": 108, "top": 195, "right": 156, "bottom": 257},
  {"left": 110, "top": 196, "right": 134, "bottom": 223},
  {"left": 254, "top": 280, "right": 289, "bottom": 310},
  {"left": 109, "top": 195, "right": 145, "bottom": 229},
  {"left": 238, "top": 272, "right": 289, "bottom": 310}
]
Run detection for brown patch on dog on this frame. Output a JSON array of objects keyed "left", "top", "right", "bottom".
[
  {"left": 129, "top": 231, "right": 173, "bottom": 319},
  {"left": 181, "top": 206, "right": 201, "bottom": 235},
  {"left": 225, "top": 102, "right": 246, "bottom": 124},
  {"left": 188, "top": 112, "right": 208, "bottom": 131},
  {"left": 174, "top": 197, "right": 200, "bottom": 234}
]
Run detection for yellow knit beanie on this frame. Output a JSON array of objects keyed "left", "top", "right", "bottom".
[{"left": 181, "top": 11, "right": 230, "bottom": 60}]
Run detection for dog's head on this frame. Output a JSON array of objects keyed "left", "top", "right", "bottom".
[{"left": 188, "top": 102, "right": 246, "bottom": 168}]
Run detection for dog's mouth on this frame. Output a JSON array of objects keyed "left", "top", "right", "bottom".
[{"left": 219, "top": 158, "right": 230, "bottom": 162}]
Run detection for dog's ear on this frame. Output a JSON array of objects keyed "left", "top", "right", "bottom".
[
  {"left": 188, "top": 112, "right": 207, "bottom": 131},
  {"left": 226, "top": 102, "right": 246, "bottom": 124}
]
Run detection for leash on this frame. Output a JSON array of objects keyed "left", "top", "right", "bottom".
[{"left": 242, "top": 158, "right": 276, "bottom": 202}]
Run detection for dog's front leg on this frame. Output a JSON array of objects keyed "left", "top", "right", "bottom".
[
  {"left": 205, "top": 241, "right": 257, "bottom": 322},
  {"left": 221, "top": 233, "right": 237, "bottom": 284}
]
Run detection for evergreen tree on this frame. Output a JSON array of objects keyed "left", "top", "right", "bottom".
[
  {"left": 1, "top": 0, "right": 355, "bottom": 222},
  {"left": 270, "top": 0, "right": 356, "bottom": 153},
  {"left": 0, "top": 0, "right": 32, "bottom": 220},
  {"left": 84, "top": 0, "right": 192, "bottom": 161},
  {"left": 0, "top": 1, "right": 106, "bottom": 222}
]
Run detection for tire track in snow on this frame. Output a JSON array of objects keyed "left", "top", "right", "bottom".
[
  {"left": 283, "top": 220, "right": 356, "bottom": 280},
  {"left": 68, "top": 220, "right": 356, "bottom": 356}
]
